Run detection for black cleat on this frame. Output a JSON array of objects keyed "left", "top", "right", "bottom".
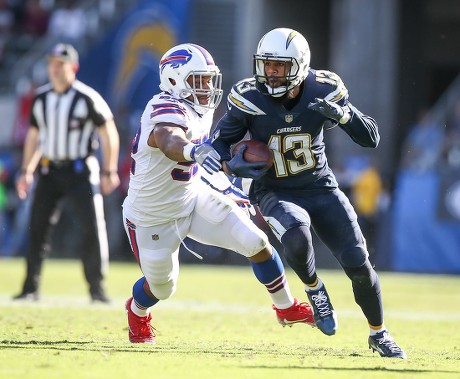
[
  {"left": 91, "top": 291, "right": 111, "bottom": 303},
  {"left": 368, "top": 330, "right": 407, "bottom": 359},
  {"left": 13, "top": 291, "right": 39, "bottom": 301}
]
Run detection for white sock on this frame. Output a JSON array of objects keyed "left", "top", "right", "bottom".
[
  {"left": 131, "top": 299, "right": 150, "bottom": 317},
  {"left": 271, "top": 277, "right": 295, "bottom": 309},
  {"left": 369, "top": 325, "right": 386, "bottom": 336}
]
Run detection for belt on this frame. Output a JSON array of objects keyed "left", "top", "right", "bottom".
[
  {"left": 40, "top": 158, "right": 86, "bottom": 173},
  {"left": 41, "top": 158, "right": 75, "bottom": 168}
]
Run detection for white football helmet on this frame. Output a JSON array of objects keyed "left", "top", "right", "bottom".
[
  {"left": 159, "top": 43, "right": 223, "bottom": 114},
  {"left": 254, "top": 28, "right": 310, "bottom": 97}
]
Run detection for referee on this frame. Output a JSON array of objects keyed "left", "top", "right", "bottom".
[{"left": 14, "top": 43, "right": 120, "bottom": 303}]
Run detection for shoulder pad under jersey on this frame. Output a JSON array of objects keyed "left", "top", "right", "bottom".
[
  {"left": 227, "top": 78, "right": 266, "bottom": 116},
  {"left": 149, "top": 92, "right": 189, "bottom": 125},
  {"left": 313, "top": 69, "right": 349, "bottom": 103}
]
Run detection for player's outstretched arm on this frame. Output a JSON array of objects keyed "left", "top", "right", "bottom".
[{"left": 152, "top": 122, "right": 222, "bottom": 174}]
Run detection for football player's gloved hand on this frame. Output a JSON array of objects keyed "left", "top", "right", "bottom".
[
  {"left": 225, "top": 145, "right": 270, "bottom": 180},
  {"left": 200, "top": 176, "right": 256, "bottom": 217},
  {"left": 222, "top": 185, "right": 256, "bottom": 217},
  {"left": 190, "top": 143, "right": 222, "bottom": 174},
  {"left": 308, "top": 98, "right": 351, "bottom": 124}
]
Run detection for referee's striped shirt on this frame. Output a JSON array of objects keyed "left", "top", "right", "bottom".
[{"left": 30, "top": 80, "right": 113, "bottom": 161}]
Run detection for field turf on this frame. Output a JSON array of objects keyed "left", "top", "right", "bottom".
[{"left": 0, "top": 257, "right": 459, "bottom": 379}]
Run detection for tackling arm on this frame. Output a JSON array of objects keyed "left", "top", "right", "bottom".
[{"left": 153, "top": 122, "right": 221, "bottom": 174}]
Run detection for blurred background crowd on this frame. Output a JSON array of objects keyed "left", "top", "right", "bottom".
[{"left": 0, "top": 0, "right": 459, "bottom": 274}]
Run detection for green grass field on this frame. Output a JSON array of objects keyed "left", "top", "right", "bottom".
[{"left": 0, "top": 257, "right": 459, "bottom": 379}]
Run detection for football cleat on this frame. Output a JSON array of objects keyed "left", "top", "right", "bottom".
[
  {"left": 12, "top": 291, "right": 39, "bottom": 301},
  {"left": 368, "top": 330, "right": 407, "bottom": 359},
  {"left": 125, "top": 297, "right": 156, "bottom": 344},
  {"left": 91, "top": 291, "right": 111, "bottom": 304},
  {"left": 306, "top": 282, "right": 338, "bottom": 336},
  {"left": 273, "top": 298, "right": 316, "bottom": 327}
]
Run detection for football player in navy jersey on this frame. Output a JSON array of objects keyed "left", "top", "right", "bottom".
[{"left": 211, "top": 28, "right": 406, "bottom": 359}]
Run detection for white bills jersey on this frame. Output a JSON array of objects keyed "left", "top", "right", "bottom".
[{"left": 122, "top": 92, "right": 214, "bottom": 226}]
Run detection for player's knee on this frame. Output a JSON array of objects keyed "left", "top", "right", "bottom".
[
  {"left": 281, "top": 226, "right": 312, "bottom": 261},
  {"left": 230, "top": 219, "right": 269, "bottom": 258},
  {"left": 148, "top": 280, "right": 177, "bottom": 300},
  {"left": 339, "top": 246, "right": 368, "bottom": 268},
  {"left": 343, "top": 261, "right": 376, "bottom": 288},
  {"left": 249, "top": 246, "right": 273, "bottom": 263}
]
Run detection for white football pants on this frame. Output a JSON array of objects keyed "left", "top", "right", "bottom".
[{"left": 123, "top": 187, "right": 269, "bottom": 300}]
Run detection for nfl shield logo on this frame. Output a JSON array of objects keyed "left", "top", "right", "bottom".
[
  {"left": 152, "top": 234, "right": 159, "bottom": 241},
  {"left": 285, "top": 114, "right": 294, "bottom": 123}
]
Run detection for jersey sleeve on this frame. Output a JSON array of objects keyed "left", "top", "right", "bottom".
[
  {"left": 29, "top": 96, "right": 40, "bottom": 129},
  {"left": 149, "top": 95, "right": 189, "bottom": 130},
  {"left": 313, "top": 69, "right": 349, "bottom": 107},
  {"left": 84, "top": 88, "right": 114, "bottom": 127},
  {"left": 212, "top": 79, "right": 261, "bottom": 161},
  {"left": 313, "top": 70, "right": 380, "bottom": 148},
  {"left": 339, "top": 103, "right": 380, "bottom": 147}
]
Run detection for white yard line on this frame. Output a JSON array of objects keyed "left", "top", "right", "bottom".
[{"left": 1, "top": 295, "right": 459, "bottom": 321}]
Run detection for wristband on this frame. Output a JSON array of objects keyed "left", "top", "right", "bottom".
[{"left": 183, "top": 143, "right": 196, "bottom": 161}]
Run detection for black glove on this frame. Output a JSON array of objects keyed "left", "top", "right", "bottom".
[
  {"left": 308, "top": 98, "right": 351, "bottom": 124},
  {"left": 225, "top": 145, "right": 270, "bottom": 179}
]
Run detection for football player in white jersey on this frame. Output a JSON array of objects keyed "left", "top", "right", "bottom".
[{"left": 122, "top": 43, "right": 315, "bottom": 343}]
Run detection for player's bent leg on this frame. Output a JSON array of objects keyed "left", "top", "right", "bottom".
[
  {"left": 248, "top": 247, "right": 316, "bottom": 328},
  {"left": 189, "top": 191, "right": 314, "bottom": 327},
  {"left": 123, "top": 217, "right": 184, "bottom": 343},
  {"left": 249, "top": 247, "right": 314, "bottom": 327}
]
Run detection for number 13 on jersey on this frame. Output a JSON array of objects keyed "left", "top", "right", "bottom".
[{"left": 268, "top": 134, "right": 315, "bottom": 177}]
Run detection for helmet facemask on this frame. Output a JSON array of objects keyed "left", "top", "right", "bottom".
[
  {"left": 179, "top": 70, "right": 223, "bottom": 114},
  {"left": 253, "top": 55, "right": 301, "bottom": 97}
]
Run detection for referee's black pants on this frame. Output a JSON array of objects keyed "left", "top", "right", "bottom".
[{"left": 20, "top": 162, "right": 109, "bottom": 297}]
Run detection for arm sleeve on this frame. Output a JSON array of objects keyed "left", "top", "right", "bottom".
[
  {"left": 339, "top": 103, "right": 380, "bottom": 148},
  {"left": 212, "top": 111, "right": 249, "bottom": 161}
]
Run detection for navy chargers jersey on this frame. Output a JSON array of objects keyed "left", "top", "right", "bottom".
[{"left": 212, "top": 69, "right": 379, "bottom": 198}]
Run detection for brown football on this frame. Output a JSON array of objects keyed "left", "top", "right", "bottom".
[{"left": 231, "top": 139, "right": 274, "bottom": 169}]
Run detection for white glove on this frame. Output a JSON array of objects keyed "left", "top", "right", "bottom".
[{"left": 185, "top": 142, "right": 222, "bottom": 174}]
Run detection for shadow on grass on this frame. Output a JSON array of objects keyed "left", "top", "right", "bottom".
[
  {"left": 242, "top": 365, "right": 460, "bottom": 374},
  {"left": 1, "top": 340, "right": 459, "bottom": 376}
]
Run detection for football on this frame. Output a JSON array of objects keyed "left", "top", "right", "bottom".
[{"left": 231, "top": 139, "right": 274, "bottom": 169}]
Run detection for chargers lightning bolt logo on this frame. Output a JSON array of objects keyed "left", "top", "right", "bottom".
[{"left": 286, "top": 31, "right": 297, "bottom": 49}]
